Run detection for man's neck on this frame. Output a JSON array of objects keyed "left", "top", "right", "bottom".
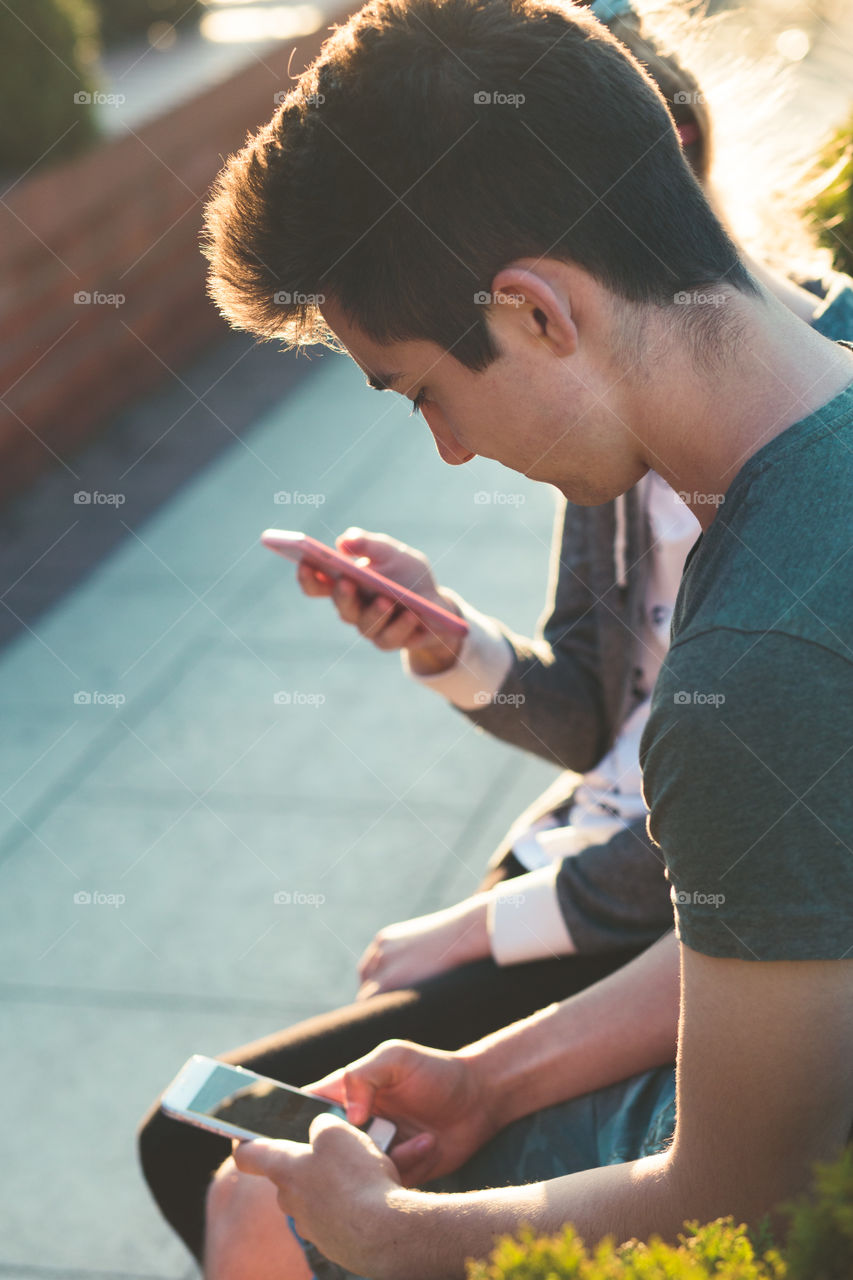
[{"left": 633, "top": 288, "right": 853, "bottom": 532}]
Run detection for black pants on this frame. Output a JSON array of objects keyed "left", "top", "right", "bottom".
[{"left": 137, "top": 853, "right": 649, "bottom": 1266}]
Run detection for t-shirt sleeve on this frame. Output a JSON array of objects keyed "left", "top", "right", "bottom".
[{"left": 640, "top": 629, "right": 853, "bottom": 961}]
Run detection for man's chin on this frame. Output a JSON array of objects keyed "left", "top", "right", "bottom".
[
  {"left": 556, "top": 465, "right": 650, "bottom": 506},
  {"left": 555, "top": 481, "right": 619, "bottom": 506}
]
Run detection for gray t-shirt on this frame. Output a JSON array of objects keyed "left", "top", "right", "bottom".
[{"left": 640, "top": 350, "right": 853, "bottom": 960}]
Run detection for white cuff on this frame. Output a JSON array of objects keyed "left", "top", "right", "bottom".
[
  {"left": 400, "top": 589, "right": 513, "bottom": 710},
  {"left": 487, "top": 864, "right": 576, "bottom": 966}
]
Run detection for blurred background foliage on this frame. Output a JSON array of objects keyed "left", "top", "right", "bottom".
[
  {"left": 0, "top": 0, "right": 100, "bottom": 171},
  {"left": 0, "top": 0, "right": 201, "bottom": 173},
  {"left": 807, "top": 109, "right": 853, "bottom": 277}
]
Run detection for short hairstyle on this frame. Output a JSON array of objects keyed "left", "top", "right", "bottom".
[{"left": 202, "top": 0, "right": 757, "bottom": 370}]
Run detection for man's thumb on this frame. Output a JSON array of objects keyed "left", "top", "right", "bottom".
[
  {"left": 308, "top": 1110, "right": 352, "bottom": 1143},
  {"left": 231, "top": 1137, "right": 285, "bottom": 1179},
  {"left": 336, "top": 527, "right": 370, "bottom": 555}
]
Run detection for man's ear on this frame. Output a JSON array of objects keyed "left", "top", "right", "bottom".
[{"left": 488, "top": 264, "right": 578, "bottom": 358}]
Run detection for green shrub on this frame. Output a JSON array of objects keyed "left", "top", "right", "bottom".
[
  {"left": 806, "top": 109, "right": 853, "bottom": 278},
  {"left": 467, "top": 1145, "right": 853, "bottom": 1279},
  {"left": 785, "top": 1146, "right": 853, "bottom": 1280},
  {"left": 97, "top": 0, "right": 201, "bottom": 45},
  {"left": 0, "top": 0, "right": 100, "bottom": 173},
  {"left": 467, "top": 1220, "right": 786, "bottom": 1280}
]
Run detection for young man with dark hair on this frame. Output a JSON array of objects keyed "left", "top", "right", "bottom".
[{"left": 192, "top": 0, "right": 853, "bottom": 1275}]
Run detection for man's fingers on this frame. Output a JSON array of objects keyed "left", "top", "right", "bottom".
[
  {"left": 303, "top": 1067, "right": 375, "bottom": 1126},
  {"left": 340, "top": 1068, "right": 377, "bottom": 1126},
  {"left": 301, "top": 1071, "right": 347, "bottom": 1105},
  {"left": 308, "top": 1110, "right": 361, "bottom": 1146},
  {"left": 388, "top": 1132, "right": 437, "bottom": 1185},
  {"left": 337, "top": 529, "right": 390, "bottom": 561},
  {"left": 231, "top": 1137, "right": 301, "bottom": 1183},
  {"left": 372, "top": 610, "right": 422, "bottom": 651},
  {"left": 358, "top": 597, "right": 399, "bottom": 638},
  {"left": 357, "top": 938, "right": 379, "bottom": 981},
  {"left": 296, "top": 560, "right": 333, "bottom": 597}
]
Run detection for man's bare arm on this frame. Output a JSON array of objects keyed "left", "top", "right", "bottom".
[
  {"left": 370, "top": 947, "right": 853, "bottom": 1278},
  {"left": 459, "top": 927, "right": 680, "bottom": 1125},
  {"left": 303, "top": 929, "right": 680, "bottom": 1191}
]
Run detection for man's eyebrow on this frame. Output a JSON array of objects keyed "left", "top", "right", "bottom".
[{"left": 365, "top": 370, "right": 404, "bottom": 392}]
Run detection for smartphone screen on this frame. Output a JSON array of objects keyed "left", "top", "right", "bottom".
[{"left": 183, "top": 1061, "right": 347, "bottom": 1142}]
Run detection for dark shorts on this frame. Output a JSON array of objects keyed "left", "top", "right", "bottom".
[{"left": 293, "top": 1062, "right": 678, "bottom": 1280}]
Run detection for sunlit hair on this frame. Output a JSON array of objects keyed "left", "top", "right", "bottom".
[{"left": 202, "top": 0, "right": 758, "bottom": 371}]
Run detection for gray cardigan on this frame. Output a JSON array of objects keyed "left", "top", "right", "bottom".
[{"left": 465, "top": 489, "right": 675, "bottom": 954}]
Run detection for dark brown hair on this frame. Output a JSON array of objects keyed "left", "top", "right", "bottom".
[{"left": 202, "top": 0, "right": 756, "bottom": 370}]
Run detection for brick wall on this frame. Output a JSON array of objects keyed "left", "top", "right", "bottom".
[{"left": 0, "top": 17, "right": 348, "bottom": 505}]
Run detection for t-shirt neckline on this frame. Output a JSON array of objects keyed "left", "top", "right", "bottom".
[{"left": 680, "top": 342, "right": 853, "bottom": 571}]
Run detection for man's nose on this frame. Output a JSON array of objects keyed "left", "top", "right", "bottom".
[{"left": 426, "top": 420, "right": 475, "bottom": 466}]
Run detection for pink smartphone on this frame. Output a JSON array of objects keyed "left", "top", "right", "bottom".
[{"left": 261, "top": 529, "right": 469, "bottom": 639}]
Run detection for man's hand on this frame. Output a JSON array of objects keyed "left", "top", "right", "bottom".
[
  {"left": 357, "top": 897, "right": 491, "bottom": 998},
  {"left": 296, "top": 527, "right": 465, "bottom": 674},
  {"left": 231, "top": 1113, "right": 402, "bottom": 1277},
  {"left": 306, "top": 1039, "right": 500, "bottom": 1186}
]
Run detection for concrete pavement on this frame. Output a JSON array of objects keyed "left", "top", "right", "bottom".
[{"left": 0, "top": 337, "right": 558, "bottom": 1278}]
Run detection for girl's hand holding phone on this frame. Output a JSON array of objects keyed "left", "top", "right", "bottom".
[{"left": 296, "top": 527, "right": 466, "bottom": 675}]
